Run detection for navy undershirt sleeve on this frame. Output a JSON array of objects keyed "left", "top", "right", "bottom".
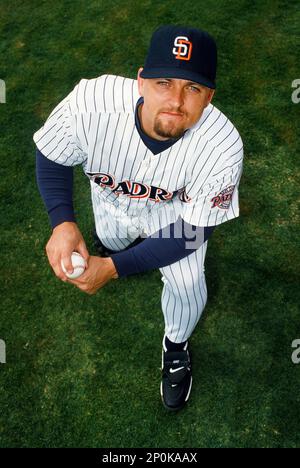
[
  {"left": 110, "top": 218, "right": 216, "bottom": 278},
  {"left": 35, "top": 149, "right": 76, "bottom": 229}
]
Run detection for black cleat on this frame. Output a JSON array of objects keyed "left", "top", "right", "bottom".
[
  {"left": 160, "top": 336, "right": 192, "bottom": 412},
  {"left": 93, "top": 230, "right": 113, "bottom": 257}
]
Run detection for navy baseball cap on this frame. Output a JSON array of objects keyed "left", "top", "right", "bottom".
[{"left": 140, "top": 25, "right": 217, "bottom": 89}]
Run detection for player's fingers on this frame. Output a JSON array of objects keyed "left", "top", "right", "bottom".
[
  {"left": 47, "top": 248, "right": 73, "bottom": 280},
  {"left": 51, "top": 262, "right": 69, "bottom": 282},
  {"left": 45, "top": 246, "right": 67, "bottom": 281},
  {"left": 77, "top": 243, "right": 90, "bottom": 268},
  {"left": 65, "top": 277, "right": 91, "bottom": 293},
  {"left": 61, "top": 254, "right": 74, "bottom": 275}
]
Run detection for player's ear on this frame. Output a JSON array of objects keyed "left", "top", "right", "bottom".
[
  {"left": 137, "top": 67, "right": 145, "bottom": 96},
  {"left": 205, "top": 88, "right": 215, "bottom": 106}
]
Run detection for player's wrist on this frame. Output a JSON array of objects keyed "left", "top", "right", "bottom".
[
  {"left": 53, "top": 221, "right": 77, "bottom": 232},
  {"left": 105, "top": 257, "right": 119, "bottom": 279}
]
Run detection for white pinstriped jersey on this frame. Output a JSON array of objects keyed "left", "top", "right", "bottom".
[{"left": 33, "top": 74, "right": 243, "bottom": 234}]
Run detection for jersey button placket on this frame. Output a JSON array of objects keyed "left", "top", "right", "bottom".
[{"left": 138, "top": 153, "right": 152, "bottom": 179}]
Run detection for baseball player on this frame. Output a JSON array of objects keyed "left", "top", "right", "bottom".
[{"left": 34, "top": 25, "right": 243, "bottom": 412}]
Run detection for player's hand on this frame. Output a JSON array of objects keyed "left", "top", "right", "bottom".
[
  {"left": 46, "top": 221, "right": 89, "bottom": 281},
  {"left": 66, "top": 256, "right": 118, "bottom": 294}
]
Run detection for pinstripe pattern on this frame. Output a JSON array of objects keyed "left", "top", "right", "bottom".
[
  {"left": 160, "top": 243, "right": 208, "bottom": 343},
  {"left": 33, "top": 74, "right": 243, "bottom": 342}
]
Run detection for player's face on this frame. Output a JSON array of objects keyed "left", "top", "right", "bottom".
[{"left": 137, "top": 68, "right": 215, "bottom": 141}]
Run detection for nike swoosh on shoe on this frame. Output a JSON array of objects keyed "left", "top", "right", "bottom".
[{"left": 169, "top": 366, "right": 185, "bottom": 373}]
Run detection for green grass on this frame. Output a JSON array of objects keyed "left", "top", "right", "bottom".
[{"left": 0, "top": 0, "right": 299, "bottom": 448}]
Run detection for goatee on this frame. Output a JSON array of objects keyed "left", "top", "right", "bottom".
[{"left": 153, "top": 120, "right": 186, "bottom": 140}]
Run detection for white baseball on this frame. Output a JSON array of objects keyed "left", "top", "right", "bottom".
[{"left": 61, "top": 252, "right": 86, "bottom": 279}]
